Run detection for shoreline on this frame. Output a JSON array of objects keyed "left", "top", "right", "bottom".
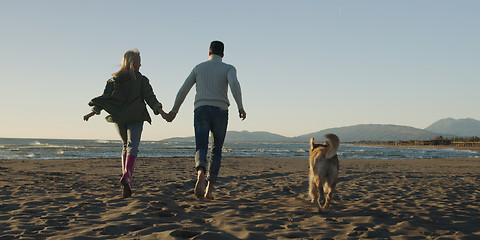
[
  {"left": 2, "top": 138, "right": 480, "bottom": 161},
  {"left": 1, "top": 157, "right": 479, "bottom": 239},
  {"left": 351, "top": 142, "right": 480, "bottom": 153}
]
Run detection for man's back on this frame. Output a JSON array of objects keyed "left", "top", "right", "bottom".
[
  {"left": 172, "top": 54, "right": 242, "bottom": 112},
  {"left": 193, "top": 55, "right": 235, "bottom": 109}
]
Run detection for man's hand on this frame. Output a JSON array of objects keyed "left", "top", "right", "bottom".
[
  {"left": 165, "top": 111, "right": 177, "bottom": 122},
  {"left": 239, "top": 109, "right": 246, "bottom": 121}
]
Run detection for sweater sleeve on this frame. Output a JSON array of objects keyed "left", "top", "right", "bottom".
[
  {"left": 141, "top": 76, "right": 163, "bottom": 115},
  {"left": 89, "top": 80, "right": 115, "bottom": 115},
  {"left": 171, "top": 68, "right": 196, "bottom": 113},
  {"left": 227, "top": 66, "right": 244, "bottom": 110}
]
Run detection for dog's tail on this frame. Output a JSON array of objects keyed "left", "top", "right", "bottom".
[
  {"left": 309, "top": 133, "right": 340, "bottom": 159},
  {"left": 324, "top": 133, "right": 340, "bottom": 159}
]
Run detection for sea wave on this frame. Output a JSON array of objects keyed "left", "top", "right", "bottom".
[{"left": 1, "top": 138, "right": 479, "bottom": 160}]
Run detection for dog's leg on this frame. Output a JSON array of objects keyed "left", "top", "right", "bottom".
[
  {"left": 308, "top": 173, "right": 318, "bottom": 203},
  {"left": 317, "top": 178, "right": 325, "bottom": 210},
  {"left": 324, "top": 182, "right": 336, "bottom": 210},
  {"left": 324, "top": 164, "right": 339, "bottom": 210}
]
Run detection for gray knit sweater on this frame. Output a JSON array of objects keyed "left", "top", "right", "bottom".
[{"left": 171, "top": 54, "right": 244, "bottom": 113}]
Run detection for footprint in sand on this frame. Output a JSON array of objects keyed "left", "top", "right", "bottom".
[
  {"left": 157, "top": 210, "right": 177, "bottom": 218},
  {"left": 170, "top": 229, "right": 201, "bottom": 238}
]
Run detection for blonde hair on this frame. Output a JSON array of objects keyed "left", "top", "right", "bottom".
[{"left": 113, "top": 49, "right": 140, "bottom": 79}]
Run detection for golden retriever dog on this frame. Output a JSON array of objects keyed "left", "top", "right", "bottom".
[{"left": 309, "top": 134, "right": 340, "bottom": 211}]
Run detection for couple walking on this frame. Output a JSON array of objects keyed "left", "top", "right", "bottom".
[{"left": 83, "top": 41, "right": 246, "bottom": 199}]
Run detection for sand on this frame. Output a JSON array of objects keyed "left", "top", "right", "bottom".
[{"left": 1, "top": 157, "right": 479, "bottom": 239}]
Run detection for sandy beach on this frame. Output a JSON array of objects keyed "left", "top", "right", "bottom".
[{"left": 1, "top": 157, "right": 479, "bottom": 239}]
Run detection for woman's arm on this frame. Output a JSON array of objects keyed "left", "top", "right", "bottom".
[{"left": 141, "top": 76, "right": 163, "bottom": 115}]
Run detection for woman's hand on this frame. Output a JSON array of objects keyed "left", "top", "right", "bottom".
[
  {"left": 83, "top": 111, "right": 96, "bottom": 121},
  {"left": 157, "top": 107, "right": 170, "bottom": 122}
]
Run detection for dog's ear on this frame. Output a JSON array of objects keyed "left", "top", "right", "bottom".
[{"left": 310, "top": 138, "right": 315, "bottom": 151}]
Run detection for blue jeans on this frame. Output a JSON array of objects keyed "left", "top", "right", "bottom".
[
  {"left": 194, "top": 106, "right": 228, "bottom": 184},
  {"left": 115, "top": 122, "right": 143, "bottom": 157}
]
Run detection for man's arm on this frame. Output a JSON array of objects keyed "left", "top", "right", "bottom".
[
  {"left": 169, "top": 68, "right": 196, "bottom": 118},
  {"left": 227, "top": 67, "right": 246, "bottom": 120}
]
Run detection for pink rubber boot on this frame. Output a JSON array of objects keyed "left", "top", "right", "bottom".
[{"left": 120, "top": 154, "right": 137, "bottom": 198}]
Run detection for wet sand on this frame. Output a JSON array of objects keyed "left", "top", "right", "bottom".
[{"left": 1, "top": 157, "right": 479, "bottom": 239}]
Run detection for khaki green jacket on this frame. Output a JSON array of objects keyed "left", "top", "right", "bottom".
[{"left": 88, "top": 72, "right": 162, "bottom": 124}]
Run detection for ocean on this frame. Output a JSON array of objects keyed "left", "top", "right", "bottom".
[{"left": 1, "top": 138, "right": 479, "bottom": 160}]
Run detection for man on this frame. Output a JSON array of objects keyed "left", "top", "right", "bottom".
[{"left": 167, "top": 41, "right": 246, "bottom": 200}]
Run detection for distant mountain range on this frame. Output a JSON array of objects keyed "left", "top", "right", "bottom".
[
  {"left": 291, "top": 124, "right": 440, "bottom": 142},
  {"left": 425, "top": 118, "right": 480, "bottom": 137},
  {"left": 163, "top": 118, "right": 480, "bottom": 142}
]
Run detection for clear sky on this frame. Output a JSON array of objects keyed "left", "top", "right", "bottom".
[{"left": 1, "top": 0, "right": 479, "bottom": 141}]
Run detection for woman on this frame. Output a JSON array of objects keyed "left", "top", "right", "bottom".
[{"left": 84, "top": 49, "right": 167, "bottom": 198}]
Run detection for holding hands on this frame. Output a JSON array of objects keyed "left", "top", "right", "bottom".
[
  {"left": 157, "top": 106, "right": 176, "bottom": 122},
  {"left": 164, "top": 112, "right": 177, "bottom": 122}
]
